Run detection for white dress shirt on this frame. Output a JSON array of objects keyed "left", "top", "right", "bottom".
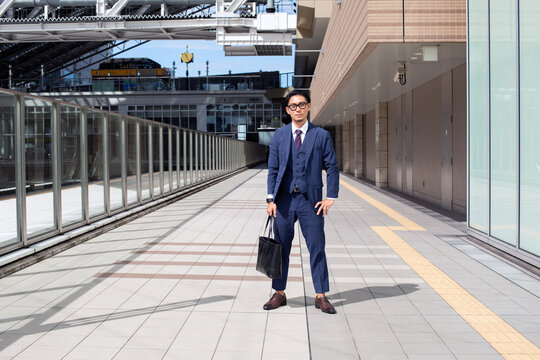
[{"left": 292, "top": 120, "right": 309, "bottom": 143}]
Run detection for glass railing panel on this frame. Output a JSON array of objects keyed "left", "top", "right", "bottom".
[
  {"left": 163, "top": 127, "right": 170, "bottom": 193},
  {"left": 109, "top": 115, "right": 123, "bottom": 210},
  {"left": 0, "top": 92, "right": 18, "bottom": 248},
  {"left": 208, "top": 135, "right": 213, "bottom": 179},
  {"left": 171, "top": 128, "right": 178, "bottom": 191},
  {"left": 188, "top": 131, "right": 193, "bottom": 185},
  {"left": 24, "top": 97, "right": 55, "bottom": 237},
  {"left": 126, "top": 118, "right": 138, "bottom": 205},
  {"left": 60, "top": 105, "right": 83, "bottom": 226},
  {"left": 152, "top": 126, "right": 162, "bottom": 196},
  {"left": 209, "top": 136, "right": 213, "bottom": 178},
  {"left": 196, "top": 132, "right": 201, "bottom": 182},
  {"left": 202, "top": 134, "right": 207, "bottom": 180},
  {"left": 180, "top": 129, "right": 187, "bottom": 187},
  {"left": 140, "top": 122, "right": 151, "bottom": 200},
  {"left": 87, "top": 110, "right": 105, "bottom": 218}
]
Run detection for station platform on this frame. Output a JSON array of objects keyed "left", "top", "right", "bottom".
[{"left": 0, "top": 167, "right": 539, "bottom": 360}]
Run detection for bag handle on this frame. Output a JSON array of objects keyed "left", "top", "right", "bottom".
[{"left": 264, "top": 215, "right": 274, "bottom": 238}]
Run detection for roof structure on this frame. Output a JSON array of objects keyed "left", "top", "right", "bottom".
[{"left": 0, "top": 1, "right": 295, "bottom": 83}]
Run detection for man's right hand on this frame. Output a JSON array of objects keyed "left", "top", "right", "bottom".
[{"left": 267, "top": 202, "right": 277, "bottom": 217}]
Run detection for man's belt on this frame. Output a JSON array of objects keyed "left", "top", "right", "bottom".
[{"left": 293, "top": 186, "right": 301, "bottom": 193}]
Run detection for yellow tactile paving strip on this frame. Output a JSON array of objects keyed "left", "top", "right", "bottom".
[
  {"left": 340, "top": 179, "right": 540, "bottom": 360},
  {"left": 340, "top": 180, "right": 425, "bottom": 231}
]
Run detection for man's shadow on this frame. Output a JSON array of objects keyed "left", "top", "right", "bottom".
[{"left": 287, "top": 283, "right": 419, "bottom": 308}]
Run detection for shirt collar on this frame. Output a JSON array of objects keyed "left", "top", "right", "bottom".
[{"left": 292, "top": 121, "right": 309, "bottom": 135}]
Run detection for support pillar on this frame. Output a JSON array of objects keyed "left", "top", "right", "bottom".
[
  {"left": 375, "top": 102, "right": 388, "bottom": 188},
  {"left": 342, "top": 120, "right": 350, "bottom": 173},
  {"left": 335, "top": 125, "right": 343, "bottom": 170},
  {"left": 354, "top": 113, "right": 363, "bottom": 178}
]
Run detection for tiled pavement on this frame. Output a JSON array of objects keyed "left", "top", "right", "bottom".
[{"left": 0, "top": 167, "right": 539, "bottom": 360}]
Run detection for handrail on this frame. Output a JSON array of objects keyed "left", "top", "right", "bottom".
[{"left": 0, "top": 87, "right": 267, "bottom": 259}]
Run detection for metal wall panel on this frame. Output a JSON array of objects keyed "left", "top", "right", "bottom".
[
  {"left": 404, "top": 91, "right": 413, "bottom": 196},
  {"left": 441, "top": 71, "right": 454, "bottom": 211}
]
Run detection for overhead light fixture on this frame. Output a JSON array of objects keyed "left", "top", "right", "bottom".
[{"left": 423, "top": 45, "right": 438, "bottom": 62}]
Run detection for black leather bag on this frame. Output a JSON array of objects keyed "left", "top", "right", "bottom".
[{"left": 256, "top": 216, "right": 282, "bottom": 279}]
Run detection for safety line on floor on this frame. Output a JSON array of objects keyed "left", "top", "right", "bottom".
[
  {"left": 372, "top": 226, "right": 540, "bottom": 359},
  {"left": 339, "top": 180, "right": 425, "bottom": 231},
  {"left": 340, "top": 179, "right": 540, "bottom": 358}
]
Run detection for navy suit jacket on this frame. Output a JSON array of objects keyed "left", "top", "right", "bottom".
[{"left": 267, "top": 121, "right": 339, "bottom": 205}]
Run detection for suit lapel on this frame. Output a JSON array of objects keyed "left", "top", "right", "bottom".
[
  {"left": 303, "top": 122, "right": 317, "bottom": 169},
  {"left": 279, "top": 123, "right": 292, "bottom": 169}
]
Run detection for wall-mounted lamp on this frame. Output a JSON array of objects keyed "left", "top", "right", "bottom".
[
  {"left": 336, "top": 0, "right": 342, "bottom": 5},
  {"left": 393, "top": 62, "right": 406, "bottom": 86}
]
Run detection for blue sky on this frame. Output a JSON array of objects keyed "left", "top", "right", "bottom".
[{"left": 119, "top": 40, "right": 294, "bottom": 76}]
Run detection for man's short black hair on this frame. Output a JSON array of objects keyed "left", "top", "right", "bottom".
[{"left": 283, "top": 89, "right": 311, "bottom": 109}]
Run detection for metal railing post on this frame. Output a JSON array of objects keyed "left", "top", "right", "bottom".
[
  {"left": 168, "top": 127, "right": 172, "bottom": 191},
  {"left": 81, "top": 108, "right": 89, "bottom": 223},
  {"left": 194, "top": 131, "right": 199, "bottom": 182},
  {"left": 121, "top": 115, "right": 127, "bottom": 208},
  {"left": 148, "top": 124, "right": 154, "bottom": 199},
  {"left": 136, "top": 119, "right": 141, "bottom": 202},
  {"left": 183, "top": 130, "right": 187, "bottom": 187},
  {"left": 176, "top": 128, "right": 180, "bottom": 189},
  {"left": 189, "top": 131, "right": 193, "bottom": 185},
  {"left": 52, "top": 102, "right": 62, "bottom": 232},
  {"left": 15, "top": 94, "right": 27, "bottom": 246},
  {"left": 159, "top": 126, "right": 164, "bottom": 194},
  {"left": 103, "top": 113, "right": 110, "bottom": 215}
]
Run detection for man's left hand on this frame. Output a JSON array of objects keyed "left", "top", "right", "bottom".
[{"left": 315, "top": 199, "right": 334, "bottom": 217}]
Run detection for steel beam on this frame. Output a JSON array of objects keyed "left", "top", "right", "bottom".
[
  {"left": 105, "top": 0, "right": 129, "bottom": 16},
  {"left": 134, "top": 4, "right": 151, "bottom": 16},
  {"left": 0, "top": 15, "right": 295, "bottom": 44},
  {"left": 0, "top": 0, "right": 16, "bottom": 18},
  {"left": 224, "top": 0, "right": 247, "bottom": 13}
]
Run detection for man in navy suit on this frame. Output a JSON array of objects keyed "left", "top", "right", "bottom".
[{"left": 265, "top": 90, "right": 339, "bottom": 314}]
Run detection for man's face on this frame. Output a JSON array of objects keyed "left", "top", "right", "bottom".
[{"left": 286, "top": 95, "right": 311, "bottom": 124}]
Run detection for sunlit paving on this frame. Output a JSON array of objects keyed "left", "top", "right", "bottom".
[{"left": 1, "top": 0, "right": 540, "bottom": 359}]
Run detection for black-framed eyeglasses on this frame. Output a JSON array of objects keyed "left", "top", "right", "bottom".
[{"left": 287, "top": 102, "right": 308, "bottom": 111}]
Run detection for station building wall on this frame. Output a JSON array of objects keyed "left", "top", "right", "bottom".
[{"left": 334, "top": 64, "right": 466, "bottom": 216}]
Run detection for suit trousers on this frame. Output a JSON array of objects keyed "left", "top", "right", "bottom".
[{"left": 272, "top": 191, "right": 329, "bottom": 294}]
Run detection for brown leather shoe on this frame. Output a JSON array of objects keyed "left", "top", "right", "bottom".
[
  {"left": 315, "top": 295, "right": 336, "bottom": 314},
  {"left": 263, "top": 292, "right": 287, "bottom": 310}
]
